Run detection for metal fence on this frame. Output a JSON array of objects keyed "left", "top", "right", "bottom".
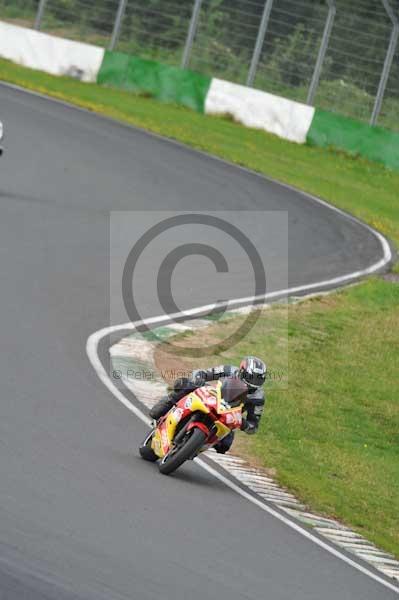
[{"left": 0, "top": 0, "right": 398, "bottom": 131}]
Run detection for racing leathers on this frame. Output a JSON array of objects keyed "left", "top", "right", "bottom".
[{"left": 149, "top": 365, "right": 265, "bottom": 453}]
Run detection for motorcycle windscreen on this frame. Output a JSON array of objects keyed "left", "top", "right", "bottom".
[{"left": 220, "top": 377, "right": 247, "bottom": 409}]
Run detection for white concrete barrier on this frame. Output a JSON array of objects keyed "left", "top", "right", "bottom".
[
  {"left": 0, "top": 22, "right": 315, "bottom": 145},
  {"left": 205, "top": 78, "right": 315, "bottom": 143},
  {"left": 0, "top": 21, "right": 104, "bottom": 82}
]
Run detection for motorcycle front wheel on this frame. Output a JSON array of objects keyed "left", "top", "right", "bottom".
[
  {"left": 158, "top": 427, "right": 207, "bottom": 475},
  {"left": 139, "top": 429, "right": 158, "bottom": 462}
]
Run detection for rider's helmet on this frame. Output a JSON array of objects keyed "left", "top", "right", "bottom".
[{"left": 239, "top": 356, "right": 266, "bottom": 392}]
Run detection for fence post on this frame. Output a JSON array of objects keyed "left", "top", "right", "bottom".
[
  {"left": 181, "top": 0, "right": 203, "bottom": 69},
  {"left": 307, "top": 0, "right": 336, "bottom": 105},
  {"left": 246, "top": 0, "right": 274, "bottom": 87},
  {"left": 370, "top": 0, "right": 398, "bottom": 126},
  {"left": 34, "top": 0, "right": 48, "bottom": 30},
  {"left": 109, "top": 0, "right": 128, "bottom": 51}
]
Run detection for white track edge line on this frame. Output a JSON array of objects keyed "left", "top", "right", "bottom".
[{"left": 86, "top": 321, "right": 398, "bottom": 594}]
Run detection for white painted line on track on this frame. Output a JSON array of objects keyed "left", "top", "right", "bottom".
[
  {"left": 86, "top": 290, "right": 398, "bottom": 594},
  {"left": 86, "top": 319, "right": 399, "bottom": 594},
  {"left": 84, "top": 165, "right": 395, "bottom": 592}
]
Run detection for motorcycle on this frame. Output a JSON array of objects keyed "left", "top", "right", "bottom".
[{"left": 139, "top": 377, "right": 248, "bottom": 475}]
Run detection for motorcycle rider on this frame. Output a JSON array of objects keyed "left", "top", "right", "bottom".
[{"left": 149, "top": 356, "right": 267, "bottom": 454}]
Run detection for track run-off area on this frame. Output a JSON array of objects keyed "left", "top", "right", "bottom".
[{"left": 0, "top": 81, "right": 396, "bottom": 599}]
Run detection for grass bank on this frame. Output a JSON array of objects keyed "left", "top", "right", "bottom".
[
  {"left": 1, "top": 59, "right": 398, "bottom": 556},
  {"left": 154, "top": 279, "right": 399, "bottom": 558}
]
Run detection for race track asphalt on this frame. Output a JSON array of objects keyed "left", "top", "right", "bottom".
[{"left": 0, "top": 82, "right": 396, "bottom": 600}]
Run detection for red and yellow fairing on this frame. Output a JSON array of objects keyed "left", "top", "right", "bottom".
[{"left": 151, "top": 381, "right": 243, "bottom": 459}]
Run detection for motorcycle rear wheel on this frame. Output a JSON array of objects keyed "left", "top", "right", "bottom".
[{"left": 158, "top": 428, "right": 207, "bottom": 475}]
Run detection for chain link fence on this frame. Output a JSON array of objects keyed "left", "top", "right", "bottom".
[
  {"left": 115, "top": 1, "right": 194, "bottom": 64},
  {"left": 0, "top": 0, "right": 398, "bottom": 131}
]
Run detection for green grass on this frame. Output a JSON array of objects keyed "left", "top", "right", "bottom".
[
  {"left": 155, "top": 280, "right": 399, "bottom": 558},
  {"left": 1, "top": 58, "right": 398, "bottom": 555}
]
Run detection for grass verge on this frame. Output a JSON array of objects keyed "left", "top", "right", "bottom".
[
  {"left": 154, "top": 280, "right": 399, "bottom": 558},
  {"left": 1, "top": 59, "right": 398, "bottom": 556}
]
